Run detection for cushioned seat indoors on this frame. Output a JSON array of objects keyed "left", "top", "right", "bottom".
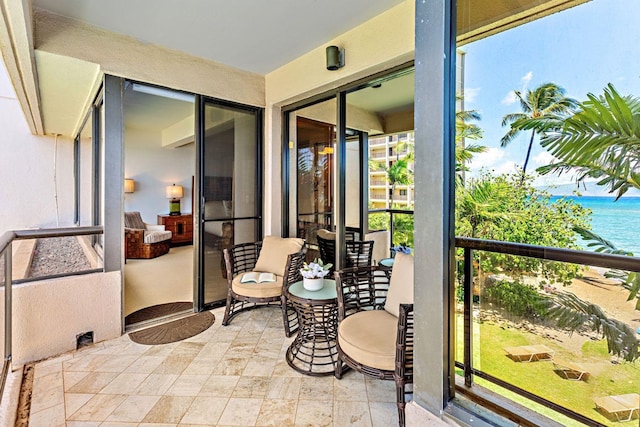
[
  {"left": 124, "top": 211, "right": 172, "bottom": 259},
  {"left": 222, "top": 236, "right": 305, "bottom": 337},
  {"left": 335, "top": 252, "right": 414, "bottom": 427}
]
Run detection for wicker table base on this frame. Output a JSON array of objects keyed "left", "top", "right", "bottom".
[{"left": 285, "top": 280, "right": 338, "bottom": 376}]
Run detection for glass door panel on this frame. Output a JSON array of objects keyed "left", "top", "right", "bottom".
[
  {"left": 200, "top": 100, "right": 261, "bottom": 308},
  {"left": 295, "top": 114, "right": 335, "bottom": 246}
]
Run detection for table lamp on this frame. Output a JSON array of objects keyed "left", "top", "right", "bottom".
[{"left": 166, "top": 184, "right": 183, "bottom": 215}]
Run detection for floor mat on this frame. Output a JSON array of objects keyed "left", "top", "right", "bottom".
[
  {"left": 125, "top": 301, "right": 193, "bottom": 325},
  {"left": 128, "top": 311, "right": 215, "bottom": 345}
]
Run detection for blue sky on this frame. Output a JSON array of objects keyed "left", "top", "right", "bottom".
[{"left": 461, "top": 0, "right": 640, "bottom": 195}]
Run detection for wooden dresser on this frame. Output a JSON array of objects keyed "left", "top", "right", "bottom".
[{"left": 158, "top": 213, "right": 193, "bottom": 245}]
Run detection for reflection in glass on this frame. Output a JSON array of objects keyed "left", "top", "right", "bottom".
[
  {"left": 295, "top": 116, "right": 335, "bottom": 245},
  {"left": 202, "top": 103, "right": 260, "bottom": 306}
]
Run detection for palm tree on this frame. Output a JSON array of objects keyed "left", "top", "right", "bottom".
[
  {"left": 455, "top": 95, "right": 486, "bottom": 182},
  {"left": 537, "top": 84, "right": 640, "bottom": 199},
  {"left": 501, "top": 82, "right": 577, "bottom": 180},
  {"left": 384, "top": 158, "right": 412, "bottom": 208}
]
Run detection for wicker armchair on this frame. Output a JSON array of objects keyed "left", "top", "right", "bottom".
[
  {"left": 222, "top": 237, "right": 306, "bottom": 337},
  {"left": 124, "top": 211, "right": 172, "bottom": 259},
  {"left": 335, "top": 259, "right": 414, "bottom": 427},
  {"left": 316, "top": 230, "right": 374, "bottom": 275}
]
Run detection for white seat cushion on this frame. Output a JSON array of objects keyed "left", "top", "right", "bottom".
[
  {"left": 232, "top": 272, "right": 283, "bottom": 298},
  {"left": 317, "top": 229, "right": 336, "bottom": 240},
  {"left": 384, "top": 252, "right": 414, "bottom": 317},
  {"left": 338, "top": 310, "right": 398, "bottom": 371},
  {"left": 143, "top": 230, "right": 172, "bottom": 244}
]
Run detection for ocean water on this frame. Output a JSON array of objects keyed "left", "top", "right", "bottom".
[{"left": 550, "top": 196, "right": 640, "bottom": 255}]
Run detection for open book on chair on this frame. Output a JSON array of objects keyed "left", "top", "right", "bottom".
[{"left": 240, "top": 272, "right": 276, "bottom": 284}]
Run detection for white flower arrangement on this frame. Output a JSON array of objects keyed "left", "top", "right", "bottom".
[{"left": 300, "top": 258, "right": 333, "bottom": 279}]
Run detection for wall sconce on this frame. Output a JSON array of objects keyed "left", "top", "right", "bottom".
[
  {"left": 124, "top": 179, "right": 135, "bottom": 193},
  {"left": 326, "top": 45, "right": 345, "bottom": 70},
  {"left": 165, "top": 184, "right": 183, "bottom": 215}
]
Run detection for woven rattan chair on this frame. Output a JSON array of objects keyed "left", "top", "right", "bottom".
[
  {"left": 222, "top": 237, "right": 305, "bottom": 337},
  {"left": 316, "top": 230, "right": 374, "bottom": 275},
  {"left": 335, "top": 260, "right": 414, "bottom": 427},
  {"left": 124, "top": 211, "right": 172, "bottom": 259}
]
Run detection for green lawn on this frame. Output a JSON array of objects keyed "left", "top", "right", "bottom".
[{"left": 455, "top": 315, "right": 640, "bottom": 426}]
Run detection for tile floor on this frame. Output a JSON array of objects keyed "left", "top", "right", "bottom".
[{"left": 28, "top": 306, "right": 400, "bottom": 426}]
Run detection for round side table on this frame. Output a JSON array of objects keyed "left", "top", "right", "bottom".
[
  {"left": 285, "top": 279, "right": 338, "bottom": 376},
  {"left": 379, "top": 257, "right": 395, "bottom": 268}
]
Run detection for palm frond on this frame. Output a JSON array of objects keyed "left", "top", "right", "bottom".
[
  {"left": 572, "top": 226, "right": 634, "bottom": 255},
  {"left": 539, "top": 84, "right": 640, "bottom": 199},
  {"left": 546, "top": 291, "right": 639, "bottom": 361}
]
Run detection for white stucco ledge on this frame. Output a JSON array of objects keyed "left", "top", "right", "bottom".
[
  {"left": 0, "top": 271, "right": 122, "bottom": 366},
  {"left": 0, "top": 366, "right": 22, "bottom": 426}
]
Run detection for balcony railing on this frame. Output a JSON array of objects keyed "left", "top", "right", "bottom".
[
  {"left": 368, "top": 209, "right": 640, "bottom": 425},
  {"left": 456, "top": 237, "right": 640, "bottom": 426},
  {"left": 0, "top": 226, "right": 103, "bottom": 403}
]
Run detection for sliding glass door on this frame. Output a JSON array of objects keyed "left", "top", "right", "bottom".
[{"left": 197, "top": 98, "right": 262, "bottom": 310}]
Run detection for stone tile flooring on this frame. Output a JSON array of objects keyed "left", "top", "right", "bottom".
[{"left": 28, "top": 306, "right": 399, "bottom": 426}]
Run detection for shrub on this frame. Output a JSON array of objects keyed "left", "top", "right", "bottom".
[
  {"left": 456, "top": 172, "right": 591, "bottom": 286},
  {"left": 484, "top": 279, "right": 548, "bottom": 319}
]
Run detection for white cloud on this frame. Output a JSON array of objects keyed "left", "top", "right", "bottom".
[
  {"left": 464, "top": 87, "right": 480, "bottom": 103},
  {"left": 468, "top": 147, "right": 505, "bottom": 170},
  {"left": 501, "top": 91, "right": 518, "bottom": 105},
  {"left": 502, "top": 71, "right": 534, "bottom": 105},
  {"left": 532, "top": 151, "right": 556, "bottom": 166}
]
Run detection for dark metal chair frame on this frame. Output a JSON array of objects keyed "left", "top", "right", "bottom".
[
  {"left": 335, "top": 266, "right": 414, "bottom": 427},
  {"left": 222, "top": 241, "right": 305, "bottom": 337},
  {"left": 316, "top": 235, "right": 374, "bottom": 275}
]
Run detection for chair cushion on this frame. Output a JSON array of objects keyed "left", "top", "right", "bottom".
[
  {"left": 384, "top": 252, "right": 414, "bottom": 317},
  {"left": 232, "top": 272, "right": 284, "bottom": 298},
  {"left": 338, "top": 310, "right": 398, "bottom": 371},
  {"left": 254, "top": 236, "right": 304, "bottom": 276},
  {"left": 317, "top": 229, "right": 336, "bottom": 240},
  {"left": 124, "top": 211, "right": 145, "bottom": 230},
  {"left": 143, "top": 230, "right": 172, "bottom": 244}
]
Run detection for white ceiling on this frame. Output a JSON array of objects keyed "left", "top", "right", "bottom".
[{"left": 33, "top": 0, "right": 405, "bottom": 75}]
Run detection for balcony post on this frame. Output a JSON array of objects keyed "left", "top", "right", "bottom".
[
  {"left": 463, "top": 247, "right": 473, "bottom": 387},
  {"left": 1, "top": 243, "right": 12, "bottom": 398}
]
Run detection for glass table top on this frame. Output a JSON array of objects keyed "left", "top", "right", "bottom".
[{"left": 289, "top": 279, "right": 337, "bottom": 300}]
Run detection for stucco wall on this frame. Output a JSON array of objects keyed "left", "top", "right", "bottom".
[
  {"left": 34, "top": 9, "right": 265, "bottom": 137},
  {"left": 124, "top": 127, "right": 195, "bottom": 221},
  {"left": 262, "top": 0, "right": 415, "bottom": 235},
  {"left": 0, "top": 271, "right": 122, "bottom": 366},
  {"left": 265, "top": 0, "right": 415, "bottom": 106},
  {"left": 0, "top": 60, "right": 75, "bottom": 234}
]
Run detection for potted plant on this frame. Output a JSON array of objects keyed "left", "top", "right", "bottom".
[
  {"left": 391, "top": 245, "right": 413, "bottom": 257},
  {"left": 300, "top": 258, "right": 332, "bottom": 291}
]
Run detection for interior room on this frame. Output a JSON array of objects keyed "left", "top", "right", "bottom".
[{"left": 122, "top": 82, "right": 196, "bottom": 326}]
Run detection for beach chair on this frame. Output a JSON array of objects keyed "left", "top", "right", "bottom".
[
  {"left": 504, "top": 344, "right": 555, "bottom": 362},
  {"left": 594, "top": 393, "right": 639, "bottom": 422},
  {"left": 552, "top": 360, "right": 590, "bottom": 381}
]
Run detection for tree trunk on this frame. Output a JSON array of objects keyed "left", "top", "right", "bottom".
[
  {"left": 389, "top": 183, "right": 395, "bottom": 208},
  {"left": 521, "top": 129, "right": 536, "bottom": 183}
]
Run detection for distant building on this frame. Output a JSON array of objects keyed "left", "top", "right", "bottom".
[{"left": 368, "top": 132, "right": 414, "bottom": 209}]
